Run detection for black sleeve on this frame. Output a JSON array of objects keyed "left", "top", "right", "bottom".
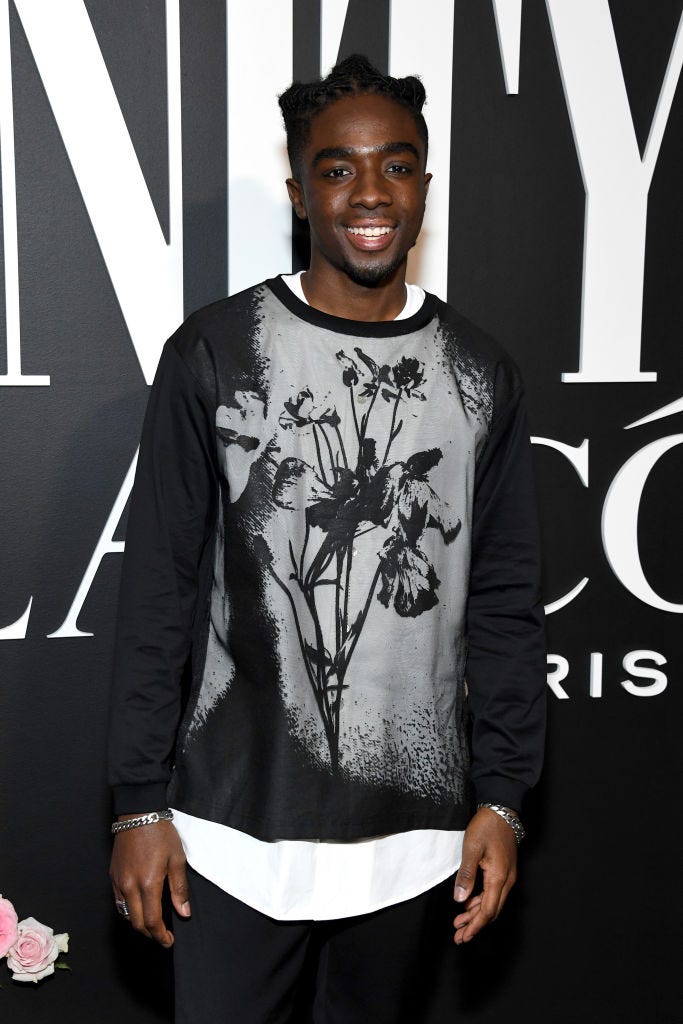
[
  {"left": 107, "top": 337, "right": 219, "bottom": 814},
  {"left": 465, "top": 379, "right": 546, "bottom": 812}
]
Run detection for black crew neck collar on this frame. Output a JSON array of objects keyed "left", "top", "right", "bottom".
[{"left": 266, "top": 275, "right": 439, "bottom": 338}]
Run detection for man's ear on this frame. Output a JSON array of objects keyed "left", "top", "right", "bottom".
[
  {"left": 424, "top": 172, "right": 432, "bottom": 196},
  {"left": 286, "top": 178, "right": 307, "bottom": 221}
]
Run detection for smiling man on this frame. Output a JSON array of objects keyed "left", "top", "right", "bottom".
[{"left": 108, "top": 55, "right": 546, "bottom": 1023}]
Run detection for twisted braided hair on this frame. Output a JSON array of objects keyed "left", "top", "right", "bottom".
[{"left": 278, "top": 54, "right": 428, "bottom": 178}]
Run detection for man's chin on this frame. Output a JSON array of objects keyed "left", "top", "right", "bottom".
[{"left": 341, "top": 254, "right": 407, "bottom": 288}]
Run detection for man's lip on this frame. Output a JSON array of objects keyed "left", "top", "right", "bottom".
[
  {"left": 344, "top": 222, "right": 396, "bottom": 229},
  {"left": 344, "top": 224, "right": 397, "bottom": 250}
]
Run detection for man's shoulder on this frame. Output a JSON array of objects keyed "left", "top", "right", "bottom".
[
  {"left": 431, "top": 294, "right": 523, "bottom": 396},
  {"left": 432, "top": 296, "right": 514, "bottom": 365},
  {"left": 171, "top": 280, "right": 271, "bottom": 353}
]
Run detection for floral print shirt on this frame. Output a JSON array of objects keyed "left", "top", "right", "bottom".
[{"left": 108, "top": 276, "right": 546, "bottom": 839}]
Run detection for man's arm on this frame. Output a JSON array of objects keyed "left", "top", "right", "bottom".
[
  {"left": 107, "top": 334, "right": 219, "bottom": 946},
  {"left": 453, "top": 379, "right": 546, "bottom": 943}
]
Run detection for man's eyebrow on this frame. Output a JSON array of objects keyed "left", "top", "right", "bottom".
[{"left": 311, "top": 141, "right": 421, "bottom": 166}]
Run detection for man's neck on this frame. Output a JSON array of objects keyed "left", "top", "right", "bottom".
[{"left": 300, "top": 264, "right": 408, "bottom": 322}]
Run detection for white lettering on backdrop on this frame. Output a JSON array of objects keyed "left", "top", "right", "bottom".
[
  {"left": 546, "top": 0, "right": 683, "bottom": 383},
  {"left": 547, "top": 650, "right": 669, "bottom": 698},
  {"left": 47, "top": 453, "right": 137, "bottom": 639},
  {"left": 531, "top": 436, "right": 590, "bottom": 615},
  {"left": 226, "top": 0, "right": 293, "bottom": 295},
  {"left": 492, "top": 0, "right": 522, "bottom": 95},
  {"left": 0, "top": 0, "right": 48, "bottom": 384},
  {"left": 12, "top": 0, "right": 183, "bottom": 386},
  {"left": 602, "top": 434, "right": 683, "bottom": 613},
  {"left": 389, "top": 0, "right": 454, "bottom": 298}
]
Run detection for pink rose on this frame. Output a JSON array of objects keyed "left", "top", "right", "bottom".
[
  {"left": 0, "top": 896, "right": 19, "bottom": 957},
  {"left": 6, "top": 916, "right": 69, "bottom": 983}
]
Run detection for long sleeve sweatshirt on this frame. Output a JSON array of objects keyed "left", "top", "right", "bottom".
[{"left": 107, "top": 276, "right": 546, "bottom": 839}]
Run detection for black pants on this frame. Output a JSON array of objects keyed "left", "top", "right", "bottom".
[{"left": 173, "top": 865, "right": 463, "bottom": 1023}]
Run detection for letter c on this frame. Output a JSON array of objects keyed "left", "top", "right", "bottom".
[
  {"left": 602, "top": 434, "right": 683, "bottom": 612},
  {"left": 531, "top": 437, "right": 590, "bottom": 615}
]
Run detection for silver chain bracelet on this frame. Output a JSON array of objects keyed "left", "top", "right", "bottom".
[
  {"left": 111, "top": 809, "right": 174, "bottom": 835},
  {"left": 477, "top": 802, "right": 525, "bottom": 845}
]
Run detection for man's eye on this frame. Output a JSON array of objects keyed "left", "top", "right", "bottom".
[
  {"left": 387, "top": 164, "right": 411, "bottom": 174},
  {"left": 323, "top": 167, "right": 350, "bottom": 178}
]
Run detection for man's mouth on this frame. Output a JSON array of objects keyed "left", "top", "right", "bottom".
[
  {"left": 344, "top": 224, "right": 397, "bottom": 252},
  {"left": 346, "top": 225, "right": 394, "bottom": 237}
]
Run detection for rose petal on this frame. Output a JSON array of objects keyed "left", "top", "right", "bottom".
[
  {"left": 0, "top": 896, "right": 19, "bottom": 958},
  {"left": 11, "top": 963, "right": 55, "bottom": 984}
]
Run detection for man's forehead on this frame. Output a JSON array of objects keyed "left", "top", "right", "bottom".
[
  {"left": 312, "top": 141, "right": 421, "bottom": 167},
  {"left": 304, "top": 94, "right": 425, "bottom": 159}
]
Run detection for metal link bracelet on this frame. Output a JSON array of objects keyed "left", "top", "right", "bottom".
[
  {"left": 477, "top": 802, "right": 525, "bottom": 845},
  {"left": 110, "top": 809, "right": 174, "bottom": 835}
]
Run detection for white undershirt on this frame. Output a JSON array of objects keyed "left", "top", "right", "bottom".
[
  {"left": 284, "top": 269, "right": 427, "bottom": 319},
  {"left": 171, "top": 272, "right": 463, "bottom": 921}
]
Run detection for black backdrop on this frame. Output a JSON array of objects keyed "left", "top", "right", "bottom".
[{"left": 1, "top": 2, "right": 682, "bottom": 1021}]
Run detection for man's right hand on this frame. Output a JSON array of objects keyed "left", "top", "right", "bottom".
[{"left": 109, "top": 815, "right": 191, "bottom": 948}]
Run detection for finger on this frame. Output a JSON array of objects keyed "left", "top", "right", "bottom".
[
  {"left": 450, "top": 897, "right": 483, "bottom": 929},
  {"left": 453, "top": 856, "right": 479, "bottom": 903},
  {"left": 121, "top": 886, "right": 152, "bottom": 939},
  {"left": 480, "top": 871, "right": 505, "bottom": 923},
  {"left": 140, "top": 879, "right": 174, "bottom": 948},
  {"left": 168, "top": 857, "right": 192, "bottom": 918},
  {"left": 491, "top": 872, "right": 516, "bottom": 921},
  {"left": 453, "top": 907, "right": 478, "bottom": 932},
  {"left": 454, "top": 905, "right": 490, "bottom": 944},
  {"left": 453, "top": 886, "right": 498, "bottom": 943},
  {"left": 111, "top": 883, "right": 132, "bottom": 922}
]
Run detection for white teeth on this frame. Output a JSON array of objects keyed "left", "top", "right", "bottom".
[{"left": 347, "top": 226, "right": 393, "bottom": 236}]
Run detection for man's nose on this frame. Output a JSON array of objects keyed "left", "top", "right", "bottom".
[{"left": 349, "top": 164, "right": 391, "bottom": 208}]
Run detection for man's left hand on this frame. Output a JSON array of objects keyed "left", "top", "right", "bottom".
[{"left": 452, "top": 806, "right": 518, "bottom": 944}]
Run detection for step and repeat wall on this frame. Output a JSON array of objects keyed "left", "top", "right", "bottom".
[{"left": 1, "top": 1, "right": 680, "bottom": 1020}]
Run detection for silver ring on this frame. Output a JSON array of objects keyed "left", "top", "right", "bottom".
[{"left": 115, "top": 898, "right": 130, "bottom": 918}]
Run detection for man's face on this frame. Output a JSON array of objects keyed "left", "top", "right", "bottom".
[{"left": 287, "top": 93, "right": 431, "bottom": 288}]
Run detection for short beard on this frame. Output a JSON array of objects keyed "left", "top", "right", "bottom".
[{"left": 341, "top": 252, "right": 408, "bottom": 288}]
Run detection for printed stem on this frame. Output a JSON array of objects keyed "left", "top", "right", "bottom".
[
  {"left": 304, "top": 582, "right": 327, "bottom": 687},
  {"left": 288, "top": 539, "right": 298, "bottom": 578},
  {"left": 382, "top": 390, "right": 403, "bottom": 465},
  {"left": 334, "top": 424, "right": 349, "bottom": 469},
  {"left": 344, "top": 563, "right": 382, "bottom": 670},
  {"left": 281, "top": 543, "right": 334, "bottom": 731},
  {"left": 299, "top": 522, "right": 310, "bottom": 580},
  {"left": 312, "top": 424, "right": 328, "bottom": 486},
  {"left": 329, "top": 562, "right": 382, "bottom": 741},
  {"left": 305, "top": 544, "right": 336, "bottom": 589},
  {"left": 319, "top": 423, "right": 337, "bottom": 479},
  {"left": 359, "top": 386, "right": 379, "bottom": 446},
  {"left": 354, "top": 523, "right": 380, "bottom": 539},
  {"left": 343, "top": 539, "right": 353, "bottom": 640},
  {"left": 349, "top": 389, "right": 361, "bottom": 445},
  {"left": 335, "top": 550, "right": 343, "bottom": 655},
  {"left": 266, "top": 565, "right": 329, "bottom": 728}
]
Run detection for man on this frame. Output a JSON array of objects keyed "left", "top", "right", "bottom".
[{"left": 108, "top": 54, "right": 545, "bottom": 1023}]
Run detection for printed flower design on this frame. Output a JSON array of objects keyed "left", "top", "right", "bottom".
[
  {"left": 377, "top": 536, "right": 438, "bottom": 617},
  {"left": 377, "top": 450, "right": 461, "bottom": 617},
  {"left": 279, "top": 388, "right": 340, "bottom": 429},
  {"left": 390, "top": 356, "right": 425, "bottom": 394},
  {"left": 336, "top": 349, "right": 390, "bottom": 400},
  {"left": 259, "top": 348, "right": 460, "bottom": 770},
  {"left": 216, "top": 391, "right": 267, "bottom": 502}
]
